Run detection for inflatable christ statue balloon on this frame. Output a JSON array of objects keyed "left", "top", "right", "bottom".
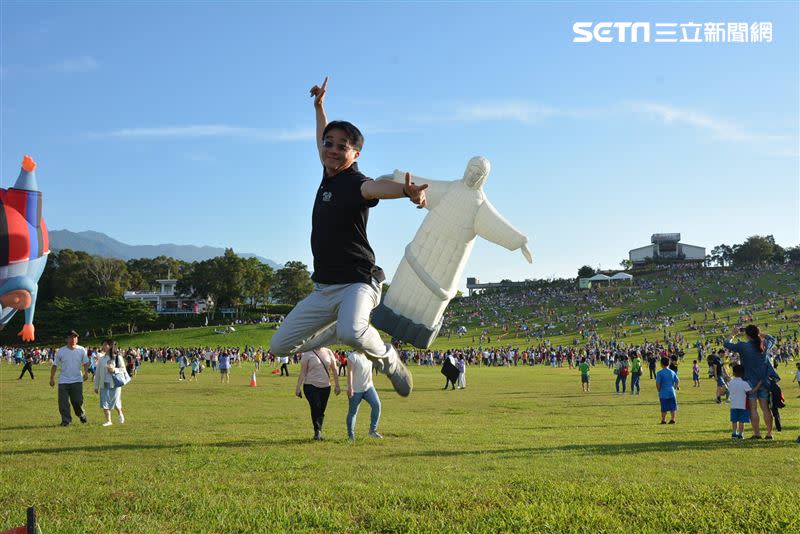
[
  {"left": 371, "top": 156, "right": 531, "bottom": 349},
  {"left": 0, "top": 155, "right": 50, "bottom": 341}
]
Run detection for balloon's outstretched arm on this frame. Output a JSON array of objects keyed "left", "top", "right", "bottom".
[
  {"left": 521, "top": 244, "right": 533, "bottom": 264},
  {"left": 474, "top": 200, "right": 532, "bottom": 263}
]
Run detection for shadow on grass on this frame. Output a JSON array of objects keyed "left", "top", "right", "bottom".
[
  {"left": 392, "top": 438, "right": 799, "bottom": 458},
  {"left": 1, "top": 437, "right": 312, "bottom": 456},
  {"left": 514, "top": 423, "right": 634, "bottom": 431},
  {"left": 537, "top": 393, "right": 616, "bottom": 399},
  {"left": 578, "top": 400, "right": 713, "bottom": 408},
  {"left": 0, "top": 423, "right": 61, "bottom": 431},
  {"left": 693, "top": 427, "right": 799, "bottom": 434}
]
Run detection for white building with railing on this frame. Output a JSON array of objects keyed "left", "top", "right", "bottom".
[{"left": 123, "top": 278, "right": 210, "bottom": 314}]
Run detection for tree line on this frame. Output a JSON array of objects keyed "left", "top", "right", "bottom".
[
  {"left": 39, "top": 248, "right": 314, "bottom": 307},
  {"left": 1, "top": 249, "right": 315, "bottom": 343},
  {"left": 708, "top": 235, "right": 800, "bottom": 267}
]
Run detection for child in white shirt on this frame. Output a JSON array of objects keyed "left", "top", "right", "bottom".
[{"left": 727, "top": 364, "right": 752, "bottom": 440}]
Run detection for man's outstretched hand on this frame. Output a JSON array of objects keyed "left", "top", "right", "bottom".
[
  {"left": 310, "top": 76, "right": 328, "bottom": 107},
  {"left": 404, "top": 172, "right": 428, "bottom": 209}
]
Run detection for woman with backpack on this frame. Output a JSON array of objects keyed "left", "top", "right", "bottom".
[
  {"left": 723, "top": 325, "right": 780, "bottom": 440},
  {"left": 614, "top": 354, "right": 629, "bottom": 394},
  {"left": 93, "top": 339, "right": 126, "bottom": 427}
]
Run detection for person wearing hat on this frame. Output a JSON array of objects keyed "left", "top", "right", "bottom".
[{"left": 49, "top": 330, "right": 90, "bottom": 426}]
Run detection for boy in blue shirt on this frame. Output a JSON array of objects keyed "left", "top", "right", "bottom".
[{"left": 656, "top": 356, "right": 680, "bottom": 424}]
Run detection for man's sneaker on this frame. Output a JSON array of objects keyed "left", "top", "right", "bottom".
[
  {"left": 382, "top": 345, "right": 412, "bottom": 397},
  {"left": 388, "top": 360, "right": 413, "bottom": 397},
  {"left": 119, "top": 414, "right": 125, "bottom": 424},
  {"left": 368, "top": 431, "right": 383, "bottom": 439},
  {"left": 102, "top": 421, "right": 113, "bottom": 427},
  {"left": 79, "top": 416, "right": 88, "bottom": 424},
  {"left": 60, "top": 421, "right": 70, "bottom": 427}
]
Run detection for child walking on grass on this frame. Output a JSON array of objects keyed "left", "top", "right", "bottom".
[
  {"left": 727, "top": 364, "right": 751, "bottom": 440},
  {"left": 578, "top": 357, "right": 590, "bottom": 392},
  {"left": 190, "top": 357, "right": 200, "bottom": 382},
  {"left": 692, "top": 360, "right": 701, "bottom": 387},
  {"left": 656, "top": 356, "right": 679, "bottom": 424}
]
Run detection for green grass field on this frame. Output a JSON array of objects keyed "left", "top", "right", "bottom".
[{"left": 2, "top": 360, "right": 798, "bottom": 533}]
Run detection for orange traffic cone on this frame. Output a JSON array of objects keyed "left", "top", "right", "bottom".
[{"left": 249, "top": 371, "right": 257, "bottom": 387}]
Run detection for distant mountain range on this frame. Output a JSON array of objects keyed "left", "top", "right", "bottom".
[{"left": 49, "top": 229, "right": 282, "bottom": 269}]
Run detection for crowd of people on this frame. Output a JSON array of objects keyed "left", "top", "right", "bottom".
[
  {"left": 5, "top": 261, "right": 798, "bottom": 443},
  {"left": 440, "top": 263, "right": 799, "bottom": 347},
  {"left": 8, "top": 318, "right": 797, "bottom": 443}
]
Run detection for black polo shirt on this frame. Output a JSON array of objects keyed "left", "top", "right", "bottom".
[{"left": 310, "top": 163, "right": 385, "bottom": 284}]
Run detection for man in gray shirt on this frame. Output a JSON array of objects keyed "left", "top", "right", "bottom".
[{"left": 49, "top": 330, "right": 89, "bottom": 426}]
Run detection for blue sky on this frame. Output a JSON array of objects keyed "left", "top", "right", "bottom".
[{"left": 1, "top": 2, "right": 798, "bottom": 288}]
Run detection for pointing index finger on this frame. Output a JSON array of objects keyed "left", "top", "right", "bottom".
[{"left": 321, "top": 76, "right": 328, "bottom": 91}]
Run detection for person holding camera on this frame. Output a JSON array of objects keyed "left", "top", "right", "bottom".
[
  {"left": 723, "top": 325, "right": 780, "bottom": 440},
  {"left": 93, "top": 339, "right": 126, "bottom": 426}
]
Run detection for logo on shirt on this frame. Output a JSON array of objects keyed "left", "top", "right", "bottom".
[{"left": 322, "top": 192, "right": 333, "bottom": 202}]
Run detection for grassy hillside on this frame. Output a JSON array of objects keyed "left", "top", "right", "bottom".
[{"left": 92, "top": 265, "right": 799, "bottom": 353}]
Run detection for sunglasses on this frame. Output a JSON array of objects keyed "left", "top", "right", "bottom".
[{"left": 322, "top": 139, "right": 357, "bottom": 152}]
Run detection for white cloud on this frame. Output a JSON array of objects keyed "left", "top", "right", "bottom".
[
  {"left": 91, "top": 125, "right": 315, "bottom": 142},
  {"left": 47, "top": 55, "right": 99, "bottom": 73},
  {"left": 455, "top": 101, "right": 559, "bottom": 123},
  {"left": 88, "top": 102, "right": 796, "bottom": 156},
  {"left": 628, "top": 101, "right": 795, "bottom": 152},
  {"left": 441, "top": 99, "right": 795, "bottom": 155},
  {"left": 628, "top": 102, "right": 749, "bottom": 141},
  {"left": 268, "top": 128, "right": 316, "bottom": 141},
  {"left": 631, "top": 102, "right": 791, "bottom": 142}
]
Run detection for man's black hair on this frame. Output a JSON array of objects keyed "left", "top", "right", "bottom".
[
  {"left": 322, "top": 120, "right": 364, "bottom": 151},
  {"left": 660, "top": 356, "right": 670, "bottom": 367}
]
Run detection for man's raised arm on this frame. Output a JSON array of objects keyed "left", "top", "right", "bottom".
[{"left": 309, "top": 76, "right": 329, "bottom": 163}]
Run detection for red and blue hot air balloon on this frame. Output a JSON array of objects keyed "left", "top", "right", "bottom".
[{"left": 0, "top": 155, "right": 49, "bottom": 341}]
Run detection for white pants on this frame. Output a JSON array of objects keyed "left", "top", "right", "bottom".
[
  {"left": 269, "top": 279, "right": 395, "bottom": 371},
  {"left": 457, "top": 372, "right": 466, "bottom": 388}
]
